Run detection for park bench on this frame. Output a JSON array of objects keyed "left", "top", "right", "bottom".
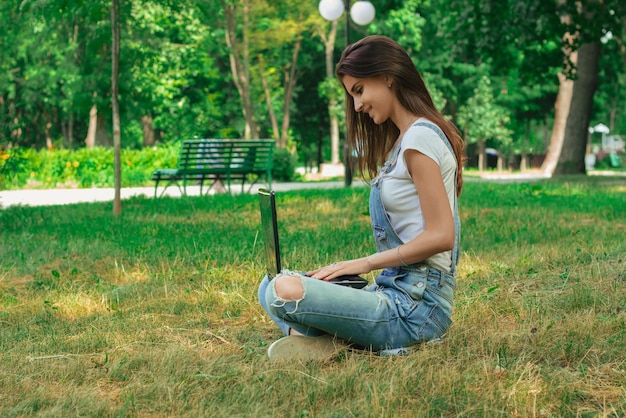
[{"left": 151, "top": 139, "right": 274, "bottom": 197}]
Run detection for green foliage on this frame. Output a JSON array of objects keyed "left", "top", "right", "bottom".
[
  {"left": 592, "top": 34, "right": 626, "bottom": 135},
  {"left": 370, "top": 0, "right": 425, "bottom": 55},
  {"left": 317, "top": 77, "right": 344, "bottom": 121},
  {"left": 422, "top": 72, "right": 448, "bottom": 114},
  {"left": 0, "top": 146, "right": 29, "bottom": 189},
  {"left": 271, "top": 146, "right": 298, "bottom": 181},
  {"left": 0, "top": 145, "right": 180, "bottom": 190},
  {"left": 0, "top": 180, "right": 625, "bottom": 415},
  {"left": 127, "top": 2, "right": 234, "bottom": 142},
  {"left": 457, "top": 75, "right": 513, "bottom": 149},
  {"left": 0, "top": 0, "right": 624, "bottom": 175}
]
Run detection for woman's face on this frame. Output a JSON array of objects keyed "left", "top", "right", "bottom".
[{"left": 342, "top": 75, "right": 396, "bottom": 125}]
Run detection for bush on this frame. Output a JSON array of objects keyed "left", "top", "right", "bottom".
[
  {"left": 0, "top": 147, "right": 31, "bottom": 189},
  {"left": 0, "top": 144, "right": 181, "bottom": 190},
  {"left": 271, "top": 147, "right": 297, "bottom": 181}
]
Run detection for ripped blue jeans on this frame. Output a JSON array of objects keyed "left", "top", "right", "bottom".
[{"left": 258, "top": 264, "right": 455, "bottom": 350}]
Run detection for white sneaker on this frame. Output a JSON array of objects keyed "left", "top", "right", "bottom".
[
  {"left": 267, "top": 335, "right": 343, "bottom": 361},
  {"left": 378, "top": 347, "right": 412, "bottom": 356}
]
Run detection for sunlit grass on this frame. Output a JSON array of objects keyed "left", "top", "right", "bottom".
[{"left": 1, "top": 177, "right": 625, "bottom": 416}]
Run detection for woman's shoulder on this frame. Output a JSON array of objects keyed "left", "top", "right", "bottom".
[
  {"left": 409, "top": 118, "right": 445, "bottom": 136},
  {"left": 402, "top": 120, "right": 454, "bottom": 165},
  {"left": 404, "top": 120, "right": 446, "bottom": 149}
]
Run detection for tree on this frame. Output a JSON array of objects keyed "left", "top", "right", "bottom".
[
  {"left": 219, "top": 0, "right": 260, "bottom": 139},
  {"left": 2, "top": 0, "right": 623, "bottom": 182},
  {"left": 419, "top": 0, "right": 625, "bottom": 176},
  {"left": 313, "top": 18, "right": 340, "bottom": 164},
  {"left": 126, "top": 1, "right": 233, "bottom": 144},
  {"left": 593, "top": 29, "right": 626, "bottom": 135},
  {"left": 112, "top": 0, "right": 121, "bottom": 215},
  {"left": 542, "top": 0, "right": 601, "bottom": 175},
  {"left": 498, "top": 59, "right": 558, "bottom": 170},
  {"left": 254, "top": 0, "right": 317, "bottom": 147},
  {"left": 3, "top": 0, "right": 114, "bottom": 149},
  {"left": 544, "top": 41, "right": 601, "bottom": 175},
  {"left": 457, "top": 76, "right": 512, "bottom": 171},
  {"left": 290, "top": 35, "right": 329, "bottom": 170},
  {"left": 214, "top": 0, "right": 316, "bottom": 146},
  {"left": 541, "top": 0, "right": 626, "bottom": 175},
  {"left": 0, "top": 1, "right": 23, "bottom": 147}
]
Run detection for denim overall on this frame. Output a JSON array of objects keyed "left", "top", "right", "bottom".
[{"left": 258, "top": 121, "right": 460, "bottom": 351}]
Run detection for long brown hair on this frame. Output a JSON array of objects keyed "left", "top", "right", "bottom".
[{"left": 336, "top": 35, "right": 465, "bottom": 196}]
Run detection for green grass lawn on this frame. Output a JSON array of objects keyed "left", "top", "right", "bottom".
[{"left": 1, "top": 177, "right": 625, "bottom": 417}]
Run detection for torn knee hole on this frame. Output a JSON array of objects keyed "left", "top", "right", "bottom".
[{"left": 274, "top": 274, "right": 304, "bottom": 300}]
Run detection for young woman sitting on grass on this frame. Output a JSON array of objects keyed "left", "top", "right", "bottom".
[{"left": 258, "top": 35, "right": 465, "bottom": 360}]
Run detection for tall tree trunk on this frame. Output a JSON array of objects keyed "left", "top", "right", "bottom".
[
  {"left": 142, "top": 115, "right": 155, "bottom": 146},
  {"left": 520, "top": 119, "right": 530, "bottom": 172},
  {"left": 318, "top": 20, "right": 340, "bottom": 164},
  {"left": 541, "top": 16, "right": 577, "bottom": 176},
  {"left": 112, "top": 0, "right": 121, "bottom": 215},
  {"left": 85, "top": 103, "right": 97, "bottom": 148},
  {"left": 608, "top": 96, "right": 617, "bottom": 132},
  {"left": 554, "top": 42, "right": 601, "bottom": 175},
  {"left": 96, "top": 113, "right": 112, "bottom": 146},
  {"left": 520, "top": 153, "right": 528, "bottom": 172},
  {"left": 258, "top": 55, "right": 280, "bottom": 141},
  {"left": 45, "top": 121, "right": 53, "bottom": 150},
  {"left": 9, "top": 79, "right": 22, "bottom": 143},
  {"left": 68, "top": 24, "right": 78, "bottom": 148},
  {"left": 543, "top": 0, "right": 604, "bottom": 176},
  {"left": 280, "top": 37, "right": 302, "bottom": 148},
  {"left": 68, "top": 101, "right": 74, "bottom": 147},
  {"left": 0, "top": 97, "right": 3, "bottom": 140},
  {"left": 541, "top": 70, "right": 574, "bottom": 175},
  {"left": 477, "top": 140, "right": 486, "bottom": 171},
  {"left": 222, "top": 0, "right": 259, "bottom": 139},
  {"left": 330, "top": 112, "right": 340, "bottom": 164}
]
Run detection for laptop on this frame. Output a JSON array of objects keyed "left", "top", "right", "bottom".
[{"left": 258, "top": 188, "right": 368, "bottom": 289}]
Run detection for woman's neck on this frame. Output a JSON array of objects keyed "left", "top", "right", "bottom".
[{"left": 396, "top": 114, "right": 421, "bottom": 141}]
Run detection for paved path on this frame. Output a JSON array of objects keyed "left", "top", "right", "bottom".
[
  {"left": 0, "top": 181, "right": 354, "bottom": 208},
  {"left": 2, "top": 170, "right": 621, "bottom": 208}
]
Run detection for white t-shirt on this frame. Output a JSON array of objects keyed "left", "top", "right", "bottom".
[{"left": 379, "top": 119, "right": 457, "bottom": 272}]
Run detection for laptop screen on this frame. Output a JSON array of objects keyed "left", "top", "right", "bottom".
[{"left": 258, "top": 189, "right": 281, "bottom": 279}]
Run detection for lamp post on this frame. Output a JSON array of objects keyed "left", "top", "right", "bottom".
[{"left": 318, "top": 0, "right": 375, "bottom": 186}]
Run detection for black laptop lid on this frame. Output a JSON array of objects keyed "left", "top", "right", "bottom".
[
  {"left": 257, "top": 189, "right": 368, "bottom": 289},
  {"left": 258, "top": 189, "right": 281, "bottom": 279}
]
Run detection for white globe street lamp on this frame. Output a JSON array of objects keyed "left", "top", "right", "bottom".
[
  {"left": 350, "top": 1, "right": 376, "bottom": 26},
  {"left": 318, "top": 0, "right": 344, "bottom": 21},
  {"left": 318, "top": 0, "right": 376, "bottom": 186},
  {"left": 319, "top": 0, "right": 376, "bottom": 27}
]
